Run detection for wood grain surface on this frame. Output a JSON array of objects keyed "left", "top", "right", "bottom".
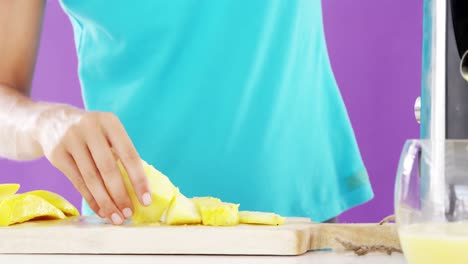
[{"left": 0, "top": 217, "right": 400, "bottom": 256}]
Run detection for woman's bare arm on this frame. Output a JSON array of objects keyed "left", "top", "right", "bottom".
[
  {"left": 0, "top": 0, "right": 46, "bottom": 159},
  {"left": 0, "top": 0, "right": 45, "bottom": 95}
]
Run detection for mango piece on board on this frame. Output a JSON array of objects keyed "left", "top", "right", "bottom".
[
  {"left": 0, "top": 184, "right": 20, "bottom": 199},
  {"left": 199, "top": 202, "right": 239, "bottom": 226},
  {"left": 119, "top": 160, "right": 177, "bottom": 224},
  {"left": 165, "top": 190, "right": 202, "bottom": 225},
  {"left": 239, "top": 211, "right": 285, "bottom": 226},
  {"left": 0, "top": 194, "right": 66, "bottom": 226},
  {"left": 26, "top": 190, "right": 80, "bottom": 217},
  {"left": 192, "top": 197, "right": 239, "bottom": 226}
]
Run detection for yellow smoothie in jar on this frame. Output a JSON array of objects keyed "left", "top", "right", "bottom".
[{"left": 399, "top": 223, "right": 468, "bottom": 264}]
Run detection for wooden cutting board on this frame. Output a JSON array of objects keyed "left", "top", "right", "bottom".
[{"left": 0, "top": 217, "right": 400, "bottom": 255}]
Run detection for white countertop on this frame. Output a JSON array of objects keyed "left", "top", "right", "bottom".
[{"left": 0, "top": 252, "right": 407, "bottom": 264}]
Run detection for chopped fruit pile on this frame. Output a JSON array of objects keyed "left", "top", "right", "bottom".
[
  {"left": 0, "top": 159, "right": 286, "bottom": 227},
  {"left": 120, "top": 159, "right": 286, "bottom": 226},
  {"left": 0, "top": 184, "right": 79, "bottom": 226}
]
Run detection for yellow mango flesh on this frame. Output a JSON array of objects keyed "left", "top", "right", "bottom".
[
  {"left": 239, "top": 211, "right": 285, "bottom": 225},
  {"left": 165, "top": 190, "right": 202, "bottom": 225},
  {"left": 191, "top": 197, "right": 221, "bottom": 208},
  {"left": 118, "top": 160, "right": 177, "bottom": 224},
  {"left": 193, "top": 198, "right": 239, "bottom": 226},
  {"left": 0, "top": 184, "right": 20, "bottom": 199},
  {"left": 0, "top": 194, "right": 66, "bottom": 226},
  {"left": 26, "top": 190, "right": 79, "bottom": 217}
]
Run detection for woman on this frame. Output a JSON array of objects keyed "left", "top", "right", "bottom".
[{"left": 0, "top": 0, "right": 373, "bottom": 225}]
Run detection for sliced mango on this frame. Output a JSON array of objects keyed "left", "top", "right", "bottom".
[
  {"left": 26, "top": 190, "right": 79, "bottom": 217},
  {"left": 239, "top": 211, "right": 285, "bottom": 225},
  {"left": 119, "top": 160, "right": 177, "bottom": 224},
  {"left": 0, "top": 184, "right": 20, "bottom": 199},
  {"left": 165, "top": 190, "right": 201, "bottom": 225},
  {"left": 199, "top": 202, "right": 239, "bottom": 226},
  {"left": 193, "top": 198, "right": 239, "bottom": 226},
  {"left": 0, "top": 194, "right": 65, "bottom": 226}
]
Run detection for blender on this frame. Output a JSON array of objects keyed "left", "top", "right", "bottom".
[
  {"left": 415, "top": 0, "right": 468, "bottom": 222},
  {"left": 396, "top": 1, "right": 468, "bottom": 263}
]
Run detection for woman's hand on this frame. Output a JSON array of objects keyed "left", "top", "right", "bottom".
[
  {"left": 34, "top": 104, "right": 152, "bottom": 225},
  {"left": 0, "top": 1, "right": 151, "bottom": 224},
  {"left": 0, "top": 1, "right": 150, "bottom": 225}
]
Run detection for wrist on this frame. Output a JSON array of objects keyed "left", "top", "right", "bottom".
[{"left": 29, "top": 103, "right": 84, "bottom": 156}]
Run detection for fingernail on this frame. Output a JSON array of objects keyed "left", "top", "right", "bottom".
[
  {"left": 142, "top": 192, "right": 152, "bottom": 206},
  {"left": 98, "top": 209, "right": 105, "bottom": 218},
  {"left": 111, "top": 213, "right": 123, "bottom": 225},
  {"left": 122, "top": 208, "right": 133, "bottom": 218}
]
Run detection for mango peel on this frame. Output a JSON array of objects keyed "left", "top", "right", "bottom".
[
  {"left": 0, "top": 194, "right": 66, "bottom": 226},
  {"left": 0, "top": 184, "right": 78, "bottom": 226},
  {"left": 26, "top": 190, "right": 79, "bottom": 217}
]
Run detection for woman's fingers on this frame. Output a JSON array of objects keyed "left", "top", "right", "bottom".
[
  {"left": 84, "top": 120, "right": 134, "bottom": 219},
  {"left": 50, "top": 147, "right": 101, "bottom": 217},
  {"left": 63, "top": 155, "right": 102, "bottom": 217},
  {"left": 100, "top": 113, "right": 152, "bottom": 207},
  {"left": 65, "top": 127, "right": 124, "bottom": 225}
]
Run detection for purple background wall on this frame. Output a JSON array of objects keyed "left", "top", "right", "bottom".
[{"left": 0, "top": 1, "right": 422, "bottom": 223}]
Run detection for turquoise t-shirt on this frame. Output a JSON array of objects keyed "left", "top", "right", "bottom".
[{"left": 60, "top": 0, "right": 373, "bottom": 222}]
